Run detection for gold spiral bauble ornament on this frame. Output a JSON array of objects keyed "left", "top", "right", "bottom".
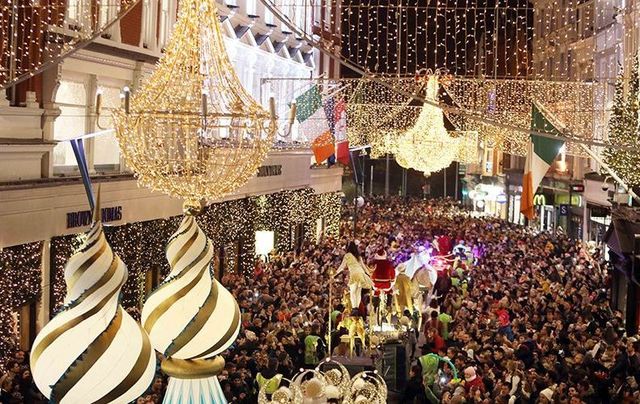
[
  {"left": 141, "top": 213, "right": 240, "bottom": 402},
  {"left": 30, "top": 192, "right": 156, "bottom": 403}
]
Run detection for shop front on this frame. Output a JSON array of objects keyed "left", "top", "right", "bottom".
[
  {"left": 554, "top": 193, "right": 584, "bottom": 239},
  {"left": 467, "top": 182, "right": 508, "bottom": 219},
  {"left": 605, "top": 207, "right": 640, "bottom": 335},
  {"left": 584, "top": 178, "right": 612, "bottom": 245}
]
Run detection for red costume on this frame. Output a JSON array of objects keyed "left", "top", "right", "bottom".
[
  {"left": 436, "top": 235, "right": 452, "bottom": 256},
  {"left": 371, "top": 249, "right": 396, "bottom": 296}
]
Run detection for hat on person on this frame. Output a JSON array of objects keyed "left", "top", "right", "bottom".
[
  {"left": 374, "top": 248, "right": 387, "bottom": 260},
  {"left": 540, "top": 387, "right": 554, "bottom": 401},
  {"left": 463, "top": 366, "right": 477, "bottom": 382}
]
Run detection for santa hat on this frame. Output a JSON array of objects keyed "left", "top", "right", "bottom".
[{"left": 374, "top": 248, "right": 387, "bottom": 260}]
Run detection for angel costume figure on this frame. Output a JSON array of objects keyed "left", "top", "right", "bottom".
[{"left": 335, "top": 241, "right": 374, "bottom": 312}]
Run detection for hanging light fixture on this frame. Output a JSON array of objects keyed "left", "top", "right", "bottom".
[
  {"left": 112, "top": 0, "right": 277, "bottom": 208},
  {"left": 451, "top": 130, "right": 480, "bottom": 164},
  {"left": 30, "top": 190, "right": 156, "bottom": 403},
  {"left": 394, "top": 76, "right": 459, "bottom": 174}
]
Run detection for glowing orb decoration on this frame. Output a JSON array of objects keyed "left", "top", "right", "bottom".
[
  {"left": 30, "top": 195, "right": 156, "bottom": 403},
  {"left": 141, "top": 214, "right": 240, "bottom": 403},
  {"left": 344, "top": 372, "right": 387, "bottom": 404}
]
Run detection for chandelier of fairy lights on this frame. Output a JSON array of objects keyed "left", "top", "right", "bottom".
[
  {"left": 113, "top": 0, "right": 277, "bottom": 207},
  {"left": 394, "top": 76, "right": 459, "bottom": 175}
]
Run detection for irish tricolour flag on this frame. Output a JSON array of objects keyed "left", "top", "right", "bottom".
[
  {"left": 295, "top": 85, "right": 334, "bottom": 163},
  {"left": 520, "top": 103, "right": 565, "bottom": 220}
]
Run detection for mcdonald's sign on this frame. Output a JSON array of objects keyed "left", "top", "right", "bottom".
[{"left": 533, "top": 194, "right": 547, "bottom": 206}]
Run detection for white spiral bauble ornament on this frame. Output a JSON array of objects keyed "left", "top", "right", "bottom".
[
  {"left": 141, "top": 214, "right": 240, "bottom": 403},
  {"left": 30, "top": 197, "right": 156, "bottom": 403}
]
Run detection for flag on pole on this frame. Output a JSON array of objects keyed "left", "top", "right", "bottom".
[
  {"left": 295, "top": 85, "right": 334, "bottom": 163},
  {"left": 336, "top": 140, "right": 350, "bottom": 165},
  {"left": 323, "top": 97, "right": 349, "bottom": 165},
  {"left": 520, "top": 103, "right": 565, "bottom": 220},
  {"left": 333, "top": 99, "right": 347, "bottom": 142}
]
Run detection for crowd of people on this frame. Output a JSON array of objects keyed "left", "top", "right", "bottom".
[{"left": 2, "top": 197, "right": 639, "bottom": 404}]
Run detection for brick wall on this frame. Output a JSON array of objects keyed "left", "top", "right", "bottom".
[{"left": 120, "top": 0, "right": 142, "bottom": 46}]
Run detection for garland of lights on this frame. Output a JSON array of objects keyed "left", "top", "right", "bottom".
[
  {"left": 1, "top": 0, "right": 140, "bottom": 90},
  {"left": 603, "top": 56, "right": 640, "bottom": 186},
  {"left": 50, "top": 189, "right": 341, "bottom": 312},
  {"left": 0, "top": 242, "right": 43, "bottom": 367}
]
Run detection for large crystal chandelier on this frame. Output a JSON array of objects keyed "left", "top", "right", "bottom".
[
  {"left": 394, "top": 76, "right": 459, "bottom": 174},
  {"left": 113, "top": 0, "right": 277, "bottom": 206}
]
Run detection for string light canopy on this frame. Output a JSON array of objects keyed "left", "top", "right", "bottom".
[
  {"left": 451, "top": 131, "right": 480, "bottom": 164},
  {"left": 30, "top": 190, "right": 156, "bottom": 403},
  {"left": 442, "top": 77, "right": 606, "bottom": 157},
  {"left": 260, "top": 0, "right": 635, "bottom": 158},
  {"left": 0, "top": 0, "right": 139, "bottom": 89},
  {"left": 113, "top": 0, "right": 277, "bottom": 208}
]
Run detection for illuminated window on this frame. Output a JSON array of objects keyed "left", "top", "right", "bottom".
[
  {"left": 255, "top": 231, "right": 275, "bottom": 257},
  {"left": 158, "top": 0, "right": 176, "bottom": 50},
  {"left": 53, "top": 80, "right": 87, "bottom": 172}
]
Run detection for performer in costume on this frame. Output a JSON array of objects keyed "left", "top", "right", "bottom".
[
  {"left": 371, "top": 248, "right": 395, "bottom": 295},
  {"left": 394, "top": 263, "right": 414, "bottom": 314},
  {"left": 370, "top": 248, "right": 396, "bottom": 325},
  {"left": 334, "top": 241, "right": 374, "bottom": 313}
]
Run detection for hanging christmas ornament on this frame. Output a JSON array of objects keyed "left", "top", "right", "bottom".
[
  {"left": 395, "top": 76, "right": 459, "bottom": 174},
  {"left": 141, "top": 213, "right": 240, "bottom": 403},
  {"left": 30, "top": 189, "right": 156, "bottom": 403}
]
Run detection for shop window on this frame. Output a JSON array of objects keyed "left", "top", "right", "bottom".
[
  {"left": 158, "top": 0, "right": 176, "bottom": 50},
  {"left": 293, "top": 223, "right": 305, "bottom": 251},
  {"left": 53, "top": 80, "right": 87, "bottom": 173},
  {"left": 94, "top": 86, "right": 123, "bottom": 171},
  {"left": 66, "top": 0, "right": 90, "bottom": 30},
  {"left": 141, "top": 0, "right": 158, "bottom": 50}
]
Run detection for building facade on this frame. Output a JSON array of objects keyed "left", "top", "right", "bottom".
[{"left": 0, "top": 0, "right": 344, "bottom": 357}]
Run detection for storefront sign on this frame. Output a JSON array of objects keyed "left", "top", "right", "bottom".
[
  {"left": 571, "top": 183, "right": 585, "bottom": 193},
  {"left": 257, "top": 165, "right": 282, "bottom": 177},
  {"left": 559, "top": 204, "right": 569, "bottom": 216},
  {"left": 555, "top": 194, "right": 582, "bottom": 207},
  {"left": 67, "top": 206, "right": 122, "bottom": 229},
  {"left": 533, "top": 194, "right": 547, "bottom": 206}
]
